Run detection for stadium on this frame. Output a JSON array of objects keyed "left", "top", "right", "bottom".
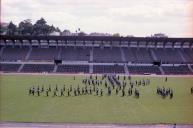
[
  {"left": 0, "top": 35, "right": 193, "bottom": 127},
  {"left": 1, "top": 0, "right": 193, "bottom": 127},
  {"left": 1, "top": 35, "right": 193, "bottom": 74}
]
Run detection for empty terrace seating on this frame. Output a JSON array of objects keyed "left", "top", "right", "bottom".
[
  {"left": 93, "top": 65, "right": 125, "bottom": 74},
  {"left": 123, "top": 48, "right": 153, "bottom": 63},
  {"left": 1, "top": 46, "right": 29, "bottom": 61},
  {"left": 180, "top": 49, "right": 193, "bottom": 63},
  {"left": 93, "top": 47, "right": 122, "bottom": 63},
  {"left": 162, "top": 65, "right": 192, "bottom": 75},
  {"left": 60, "top": 47, "right": 90, "bottom": 61},
  {"left": 21, "top": 64, "right": 54, "bottom": 73},
  {"left": 0, "top": 63, "right": 21, "bottom": 72},
  {"left": 57, "top": 65, "right": 89, "bottom": 73},
  {"left": 122, "top": 48, "right": 136, "bottom": 62},
  {"left": 29, "top": 47, "right": 59, "bottom": 61},
  {"left": 153, "top": 48, "right": 183, "bottom": 63},
  {"left": 135, "top": 48, "right": 153, "bottom": 63},
  {"left": 127, "top": 65, "right": 161, "bottom": 74}
]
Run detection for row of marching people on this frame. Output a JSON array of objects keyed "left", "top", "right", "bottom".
[{"left": 28, "top": 84, "right": 140, "bottom": 98}]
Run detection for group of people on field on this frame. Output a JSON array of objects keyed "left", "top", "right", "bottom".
[
  {"left": 28, "top": 74, "right": 151, "bottom": 98},
  {"left": 156, "top": 86, "right": 173, "bottom": 99},
  {"left": 28, "top": 74, "right": 191, "bottom": 100}
]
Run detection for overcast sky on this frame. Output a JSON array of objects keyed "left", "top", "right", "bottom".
[{"left": 1, "top": 0, "right": 193, "bottom": 37}]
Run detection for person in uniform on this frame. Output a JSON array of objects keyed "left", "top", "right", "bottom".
[
  {"left": 37, "top": 89, "right": 40, "bottom": 96},
  {"left": 191, "top": 87, "right": 193, "bottom": 94},
  {"left": 100, "top": 89, "right": 103, "bottom": 96},
  {"left": 61, "top": 89, "right": 64, "bottom": 96},
  {"left": 96, "top": 88, "right": 99, "bottom": 96},
  {"left": 122, "top": 89, "right": 125, "bottom": 97},
  {"left": 165, "top": 77, "right": 168, "bottom": 82},
  {"left": 46, "top": 89, "right": 49, "bottom": 97},
  {"left": 53, "top": 91, "right": 57, "bottom": 97},
  {"left": 41, "top": 85, "right": 44, "bottom": 92},
  {"left": 67, "top": 89, "right": 70, "bottom": 96},
  {"left": 31, "top": 88, "right": 35, "bottom": 96},
  {"left": 48, "top": 85, "right": 51, "bottom": 92},
  {"left": 116, "top": 88, "right": 119, "bottom": 95},
  {"left": 55, "top": 85, "right": 58, "bottom": 91},
  {"left": 89, "top": 87, "right": 92, "bottom": 94},
  {"left": 70, "top": 85, "right": 72, "bottom": 92}
]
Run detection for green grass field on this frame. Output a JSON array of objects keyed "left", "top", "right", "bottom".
[{"left": 0, "top": 74, "right": 193, "bottom": 124}]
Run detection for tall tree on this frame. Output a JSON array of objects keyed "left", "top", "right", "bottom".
[
  {"left": 48, "top": 25, "right": 56, "bottom": 34},
  {"left": 33, "top": 17, "right": 49, "bottom": 35},
  {"left": 7, "top": 21, "right": 17, "bottom": 35},
  {"left": 33, "top": 17, "right": 58, "bottom": 35},
  {"left": 18, "top": 19, "right": 33, "bottom": 35}
]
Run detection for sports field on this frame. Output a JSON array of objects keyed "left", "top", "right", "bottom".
[{"left": 0, "top": 74, "right": 193, "bottom": 124}]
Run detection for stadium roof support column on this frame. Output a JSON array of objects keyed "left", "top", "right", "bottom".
[
  {"left": 47, "top": 40, "right": 50, "bottom": 47},
  {"left": 189, "top": 42, "right": 193, "bottom": 49},
  {"left": 119, "top": 40, "right": 122, "bottom": 46},
  {"left": 172, "top": 41, "right": 177, "bottom": 49},
  {"left": 110, "top": 41, "right": 112, "bottom": 48},
  {"left": 56, "top": 40, "right": 59, "bottom": 48},
  {"left": 29, "top": 40, "right": 32, "bottom": 48},
  {"left": 110, "top": 41, "right": 113, "bottom": 49},
  {"left": 155, "top": 42, "right": 157, "bottom": 49},
  {"left": 145, "top": 41, "right": 149, "bottom": 48},
  {"left": 101, "top": 41, "right": 104, "bottom": 49},
  {"left": 180, "top": 42, "right": 185, "bottom": 49},
  {"left": 56, "top": 40, "right": 58, "bottom": 48},
  {"left": 4, "top": 40, "right": 7, "bottom": 46},
  {"left": 83, "top": 40, "right": 86, "bottom": 48},
  {"left": 74, "top": 40, "right": 76, "bottom": 48},
  {"left": 38, "top": 40, "right": 41, "bottom": 47},
  {"left": 12, "top": 40, "right": 15, "bottom": 48},
  {"left": 65, "top": 40, "right": 67, "bottom": 48},
  {"left": 163, "top": 41, "right": 167, "bottom": 49},
  {"left": 2, "top": 39, "right": 6, "bottom": 45},
  {"left": 127, "top": 41, "right": 131, "bottom": 48},
  {"left": 137, "top": 41, "right": 139, "bottom": 49},
  {"left": 19, "top": 39, "right": 23, "bottom": 47}
]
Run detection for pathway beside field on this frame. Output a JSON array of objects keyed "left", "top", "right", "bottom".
[{"left": 0, "top": 122, "right": 193, "bottom": 128}]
